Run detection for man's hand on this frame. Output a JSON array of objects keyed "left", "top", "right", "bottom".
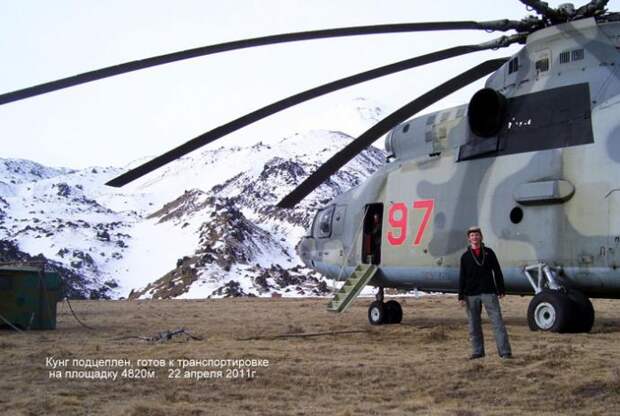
[{"left": 459, "top": 299, "right": 465, "bottom": 307}]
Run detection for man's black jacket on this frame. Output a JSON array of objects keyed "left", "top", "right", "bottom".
[{"left": 458, "top": 245, "right": 505, "bottom": 300}]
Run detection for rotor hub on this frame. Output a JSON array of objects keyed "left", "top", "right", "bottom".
[{"left": 558, "top": 3, "right": 576, "bottom": 15}]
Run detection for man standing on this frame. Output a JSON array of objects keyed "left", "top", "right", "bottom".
[{"left": 458, "top": 227, "right": 512, "bottom": 359}]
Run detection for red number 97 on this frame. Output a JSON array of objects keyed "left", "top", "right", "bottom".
[
  {"left": 386, "top": 200, "right": 435, "bottom": 246},
  {"left": 387, "top": 202, "right": 408, "bottom": 245}
]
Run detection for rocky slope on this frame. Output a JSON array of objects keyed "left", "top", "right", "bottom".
[{"left": 0, "top": 98, "right": 387, "bottom": 299}]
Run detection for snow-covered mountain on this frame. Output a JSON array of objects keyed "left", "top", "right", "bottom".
[{"left": 0, "top": 98, "right": 387, "bottom": 299}]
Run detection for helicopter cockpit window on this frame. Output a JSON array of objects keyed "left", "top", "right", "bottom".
[
  {"left": 535, "top": 58, "right": 549, "bottom": 72},
  {"left": 402, "top": 123, "right": 410, "bottom": 133},
  {"left": 313, "top": 206, "right": 335, "bottom": 239}
]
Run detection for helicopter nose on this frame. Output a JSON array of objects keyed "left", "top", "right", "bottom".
[{"left": 296, "top": 236, "right": 317, "bottom": 268}]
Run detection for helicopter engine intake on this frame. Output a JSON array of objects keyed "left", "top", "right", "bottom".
[{"left": 468, "top": 88, "right": 506, "bottom": 138}]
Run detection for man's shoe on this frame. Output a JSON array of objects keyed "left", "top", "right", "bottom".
[
  {"left": 469, "top": 353, "right": 485, "bottom": 360},
  {"left": 500, "top": 353, "right": 513, "bottom": 359}
]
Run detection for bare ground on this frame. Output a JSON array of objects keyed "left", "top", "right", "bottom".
[{"left": 1, "top": 296, "right": 619, "bottom": 415}]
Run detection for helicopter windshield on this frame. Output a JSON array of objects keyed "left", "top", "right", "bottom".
[{"left": 312, "top": 206, "right": 335, "bottom": 239}]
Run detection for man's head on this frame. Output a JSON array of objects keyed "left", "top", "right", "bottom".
[{"left": 467, "top": 226, "right": 483, "bottom": 246}]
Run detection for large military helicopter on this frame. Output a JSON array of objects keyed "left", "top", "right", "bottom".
[{"left": 1, "top": 0, "right": 618, "bottom": 333}]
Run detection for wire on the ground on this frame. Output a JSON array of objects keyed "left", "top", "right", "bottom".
[
  {"left": 65, "top": 297, "right": 95, "bottom": 330},
  {"left": 0, "top": 312, "right": 25, "bottom": 333}
]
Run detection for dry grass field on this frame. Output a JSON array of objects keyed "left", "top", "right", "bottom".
[{"left": 1, "top": 295, "right": 619, "bottom": 415}]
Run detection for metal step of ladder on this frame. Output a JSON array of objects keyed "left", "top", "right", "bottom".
[{"left": 327, "top": 264, "right": 378, "bottom": 313}]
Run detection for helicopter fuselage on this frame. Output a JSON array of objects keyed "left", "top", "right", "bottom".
[{"left": 298, "top": 17, "right": 620, "bottom": 299}]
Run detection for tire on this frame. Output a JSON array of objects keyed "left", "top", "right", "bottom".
[
  {"left": 384, "top": 300, "right": 403, "bottom": 324},
  {"left": 527, "top": 290, "right": 573, "bottom": 333},
  {"left": 368, "top": 301, "right": 386, "bottom": 325},
  {"left": 566, "top": 290, "right": 595, "bottom": 333}
]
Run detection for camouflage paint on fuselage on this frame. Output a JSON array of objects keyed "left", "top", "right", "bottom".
[{"left": 298, "top": 17, "right": 620, "bottom": 299}]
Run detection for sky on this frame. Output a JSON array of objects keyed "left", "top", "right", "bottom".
[{"left": 1, "top": 0, "right": 618, "bottom": 170}]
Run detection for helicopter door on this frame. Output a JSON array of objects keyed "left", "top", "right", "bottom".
[
  {"left": 362, "top": 203, "right": 383, "bottom": 265},
  {"left": 607, "top": 190, "right": 620, "bottom": 268}
]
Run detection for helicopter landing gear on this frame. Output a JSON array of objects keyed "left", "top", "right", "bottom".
[
  {"left": 368, "top": 301, "right": 385, "bottom": 325},
  {"left": 566, "top": 289, "right": 595, "bottom": 333},
  {"left": 384, "top": 300, "right": 403, "bottom": 324},
  {"left": 527, "top": 290, "right": 573, "bottom": 332},
  {"left": 524, "top": 264, "right": 594, "bottom": 333},
  {"left": 368, "top": 287, "right": 402, "bottom": 325}
]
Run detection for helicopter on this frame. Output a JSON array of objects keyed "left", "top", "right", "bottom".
[{"left": 1, "top": 0, "right": 618, "bottom": 333}]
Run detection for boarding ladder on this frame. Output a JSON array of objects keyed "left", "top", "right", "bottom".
[{"left": 326, "top": 263, "right": 378, "bottom": 313}]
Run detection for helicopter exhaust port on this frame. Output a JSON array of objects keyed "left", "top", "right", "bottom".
[{"left": 468, "top": 88, "right": 506, "bottom": 137}]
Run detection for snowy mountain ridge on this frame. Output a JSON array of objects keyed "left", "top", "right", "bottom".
[{"left": 0, "top": 98, "right": 388, "bottom": 299}]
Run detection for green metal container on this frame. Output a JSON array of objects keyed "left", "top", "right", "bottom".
[{"left": 0, "top": 265, "right": 63, "bottom": 330}]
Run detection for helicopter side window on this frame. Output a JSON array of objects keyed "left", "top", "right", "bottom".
[
  {"left": 535, "top": 58, "right": 549, "bottom": 72},
  {"left": 559, "top": 51, "right": 571, "bottom": 64},
  {"left": 572, "top": 49, "right": 584, "bottom": 61},
  {"left": 313, "top": 206, "right": 335, "bottom": 239},
  {"left": 332, "top": 205, "right": 346, "bottom": 236},
  {"left": 508, "top": 57, "right": 519, "bottom": 74}
]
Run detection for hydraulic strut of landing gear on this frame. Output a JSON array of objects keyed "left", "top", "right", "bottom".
[
  {"left": 524, "top": 264, "right": 594, "bottom": 333},
  {"left": 368, "top": 287, "right": 403, "bottom": 325}
]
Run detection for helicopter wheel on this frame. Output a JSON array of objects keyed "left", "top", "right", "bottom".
[
  {"left": 368, "top": 301, "right": 386, "bottom": 325},
  {"left": 527, "top": 290, "right": 573, "bottom": 333},
  {"left": 384, "top": 300, "right": 403, "bottom": 324},
  {"left": 565, "top": 290, "right": 595, "bottom": 333}
]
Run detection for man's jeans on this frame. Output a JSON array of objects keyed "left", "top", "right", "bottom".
[{"left": 465, "top": 293, "right": 512, "bottom": 356}]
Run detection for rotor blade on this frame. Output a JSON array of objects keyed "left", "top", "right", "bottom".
[
  {"left": 106, "top": 34, "right": 522, "bottom": 187},
  {"left": 0, "top": 20, "right": 525, "bottom": 106},
  {"left": 276, "top": 57, "right": 509, "bottom": 209},
  {"left": 575, "top": 0, "right": 609, "bottom": 18}
]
